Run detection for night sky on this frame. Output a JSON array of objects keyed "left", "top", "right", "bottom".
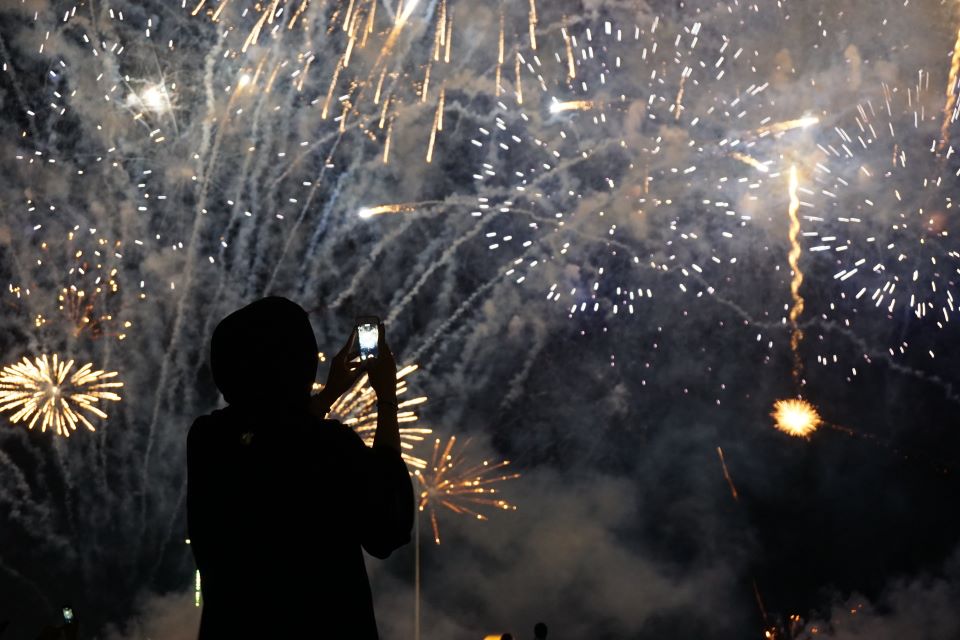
[{"left": 1, "top": 0, "right": 959, "bottom": 638}]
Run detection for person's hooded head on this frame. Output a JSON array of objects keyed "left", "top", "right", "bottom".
[{"left": 210, "top": 297, "right": 318, "bottom": 409}]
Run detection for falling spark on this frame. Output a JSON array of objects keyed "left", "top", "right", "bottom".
[
  {"left": 514, "top": 50, "right": 523, "bottom": 105},
  {"left": 443, "top": 10, "right": 453, "bottom": 63},
  {"left": 549, "top": 99, "right": 594, "bottom": 114},
  {"left": 771, "top": 398, "right": 822, "bottom": 438},
  {"left": 0, "top": 354, "right": 123, "bottom": 437},
  {"left": 432, "top": 0, "right": 446, "bottom": 61},
  {"left": 561, "top": 21, "right": 576, "bottom": 79},
  {"left": 414, "top": 436, "right": 519, "bottom": 544},
  {"left": 358, "top": 203, "right": 418, "bottom": 218},
  {"left": 786, "top": 165, "right": 805, "bottom": 381},
  {"left": 752, "top": 116, "right": 819, "bottom": 136},
  {"left": 383, "top": 120, "right": 394, "bottom": 164},
  {"left": 673, "top": 74, "right": 687, "bottom": 121},
  {"left": 716, "top": 446, "right": 739, "bottom": 501},
  {"left": 319, "top": 364, "right": 431, "bottom": 469},
  {"left": 495, "top": 11, "right": 505, "bottom": 96},
  {"left": 729, "top": 152, "right": 769, "bottom": 173},
  {"left": 426, "top": 87, "right": 445, "bottom": 163},
  {"left": 527, "top": 0, "right": 538, "bottom": 50},
  {"left": 421, "top": 63, "right": 432, "bottom": 103}
]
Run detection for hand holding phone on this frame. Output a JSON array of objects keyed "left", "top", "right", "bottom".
[
  {"left": 363, "top": 319, "right": 397, "bottom": 401},
  {"left": 312, "top": 329, "right": 363, "bottom": 415},
  {"left": 355, "top": 316, "right": 379, "bottom": 361}
]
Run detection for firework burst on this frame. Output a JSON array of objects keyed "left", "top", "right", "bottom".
[
  {"left": 771, "top": 398, "right": 822, "bottom": 439},
  {"left": 414, "top": 435, "right": 519, "bottom": 544},
  {"left": 469, "top": 8, "right": 814, "bottom": 319},
  {"left": 318, "top": 363, "right": 432, "bottom": 469},
  {"left": 811, "top": 73, "right": 960, "bottom": 357},
  {"left": 0, "top": 353, "right": 123, "bottom": 437}
]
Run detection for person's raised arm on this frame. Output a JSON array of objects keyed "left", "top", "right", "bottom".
[
  {"left": 309, "top": 329, "right": 361, "bottom": 419},
  {"left": 367, "top": 322, "right": 400, "bottom": 453},
  {"left": 357, "top": 321, "right": 411, "bottom": 558}
]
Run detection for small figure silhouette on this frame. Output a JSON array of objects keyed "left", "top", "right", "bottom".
[
  {"left": 534, "top": 621, "right": 548, "bottom": 639},
  {"left": 187, "top": 297, "right": 413, "bottom": 638}
]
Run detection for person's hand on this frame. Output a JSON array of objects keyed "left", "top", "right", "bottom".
[
  {"left": 365, "top": 321, "right": 397, "bottom": 402},
  {"left": 325, "top": 330, "right": 364, "bottom": 398},
  {"left": 309, "top": 330, "right": 362, "bottom": 417}
]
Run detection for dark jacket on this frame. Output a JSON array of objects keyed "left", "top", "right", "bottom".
[
  {"left": 187, "top": 297, "right": 413, "bottom": 638},
  {"left": 187, "top": 408, "right": 412, "bottom": 638}
]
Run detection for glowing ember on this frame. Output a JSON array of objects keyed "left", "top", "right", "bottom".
[{"left": 771, "top": 399, "right": 821, "bottom": 438}]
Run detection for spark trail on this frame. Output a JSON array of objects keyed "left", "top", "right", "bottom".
[
  {"left": 940, "top": 26, "right": 960, "bottom": 152},
  {"left": 786, "top": 165, "right": 806, "bottom": 382}
]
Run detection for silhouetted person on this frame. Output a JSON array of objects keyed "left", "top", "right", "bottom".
[
  {"left": 187, "top": 297, "right": 413, "bottom": 638},
  {"left": 534, "top": 621, "right": 548, "bottom": 639},
  {"left": 33, "top": 621, "right": 76, "bottom": 640}
]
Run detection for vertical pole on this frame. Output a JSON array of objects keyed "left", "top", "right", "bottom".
[{"left": 415, "top": 503, "right": 421, "bottom": 640}]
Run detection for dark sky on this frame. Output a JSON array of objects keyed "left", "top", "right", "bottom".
[{"left": 0, "top": 0, "right": 959, "bottom": 638}]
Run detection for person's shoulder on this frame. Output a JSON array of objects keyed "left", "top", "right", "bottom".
[
  {"left": 187, "top": 407, "right": 231, "bottom": 446},
  {"left": 319, "top": 418, "right": 367, "bottom": 448}
]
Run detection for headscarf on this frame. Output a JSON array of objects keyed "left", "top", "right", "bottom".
[{"left": 210, "top": 297, "right": 318, "bottom": 408}]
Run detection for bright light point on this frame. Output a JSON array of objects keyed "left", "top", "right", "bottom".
[
  {"left": 398, "top": 0, "right": 423, "bottom": 23},
  {"left": 238, "top": 74, "right": 252, "bottom": 88},
  {"left": 130, "top": 83, "right": 171, "bottom": 113},
  {"left": 771, "top": 398, "right": 821, "bottom": 438},
  {"left": 357, "top": 204, "right": 415, "bottom": 218},
  {"left": 550, "top": 100, "right": 594, "bottom": 114}
]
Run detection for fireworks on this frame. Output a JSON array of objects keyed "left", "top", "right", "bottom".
[
  {"left": 5, "top": 229, "right": 139, "bottom": 341},
  {"left": 413, "top": 436, "right": 519, "bottom": 544},
  {"left": 469, "top": 9, "right": 817, "bottom": 319},
  {"left": 0, "top": 354, "right": 123, "bottom": 437},
  {"left": 786, "top": 165, "right": 806, "bottom": 382},
  {"left": 358, "top": 203, "right": 418, "bottom": 218},
  {"left": 126, "top": 82, "right": 175, "bottom": 115},
  {"left": 319, "top": 364, "right": 432, "bottom": 469},
  {"left": 548, "top": 99, "right": 595, "bottom": 114},
  {"left": 771, "top": 399, "right": 822, "bottom": 439},
  {"left": 940, "top": 27, "right": 960, "bottom": 151},
  {"left": 0, "top": 0, "right": 958, "bottom": 628},
  {"left": 811, "top": 73, "right": 959, "bottom": 358},
  {"left": 716, "top": 446, "right": 739, "bottom": 501}
]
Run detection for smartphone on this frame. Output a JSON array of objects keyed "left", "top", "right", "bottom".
[
  {"left": 356, "top": 316, "right": 379, "bottom": 361},
  {"left": 62, "top": 607, "right": 74, "bottom": 623}
]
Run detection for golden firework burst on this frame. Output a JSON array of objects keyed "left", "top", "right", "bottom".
[
  {"left": 771, "top": 398, "right": 821, "bottom": 438},
  {"left": 317, "top": 363, "right": 432, "bottom": 469},
  {"left": 414, "top": 435, "right": 519, "bottom": 544},
  {"left": 0, "top": 354, "right": 123, "bottom": 437}
]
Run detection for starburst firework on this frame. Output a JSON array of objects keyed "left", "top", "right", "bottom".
[
  {"left": 771, "top": 398, "right": 822, "bottom": 439},
  {"left": 414, "top": 435, "right": 519, "bottom": 544},
  {"left": 0, "top": 354, "right": 123, "bottom": 437},
  {"left": 319, "top": 363, "right": 432, "bottom": 469}
]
